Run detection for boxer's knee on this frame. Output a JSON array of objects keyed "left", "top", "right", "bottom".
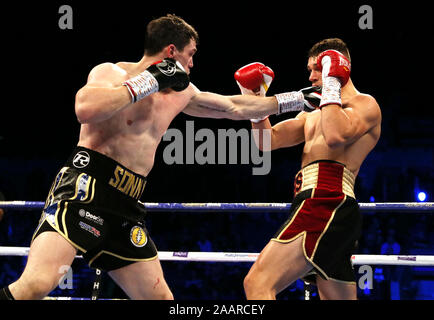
[
  {"left": 243, "top": 272, "right": 255, "bottom": 296},
  {"left": 243, "top": 268, "right": 274, "bottom": 299},
  {"left": 147, "top": 279, "right": 174, "bottom": 300},
  {"left": 10, "top": 273, "right": 58, "bottom": 300},
  {"left": 158, "top": 289, "right": 174, "bottom": 300},
  {"left": 135, "top": 285, "right": 174, "bottom": 300}
]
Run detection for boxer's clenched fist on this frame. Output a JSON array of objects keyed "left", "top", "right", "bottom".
[
  {"left": 317, "top": 50, "right": 351, "bottom": 108},
  {"left": 317, "top": 50, "right": 351, "bottom": 86},
  {"left": 235, "top": 62, "right": 275, "bottom": 123},
  {"left": 123, "top": 58, "right": 189, "bottom": 104},
  {"left": 301, "top": 86, "right": 322, "bottom": 111},
  {"left": 235, "top": 62, "right": 275, "bottom": 97}
]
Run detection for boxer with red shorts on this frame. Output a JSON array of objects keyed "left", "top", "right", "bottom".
[
  {"left": 240, "top": 38, "right": 382, "bottom": 300},
  {"left": 273, "top": 160, "right": 361, "bottom": 284}
]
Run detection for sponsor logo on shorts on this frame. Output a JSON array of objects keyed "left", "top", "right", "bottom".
[
  {"left": 73, "top": 151, "right": 90, "bottom": 168},
  {"left": 130, "top": 226, "right": 147, "bottom": 247},
  {"left": 79, "top": 221, "right": 100, "bottom": 237},
  {"left": 78, "top": 209, "right": 104, "bottom": 225}
]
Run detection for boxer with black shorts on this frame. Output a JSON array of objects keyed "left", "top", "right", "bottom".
[
  {"left": 241, "top": 38, "right": 382, "bottom": 300},
  {"left": 1, "top": 14, "right": 312, "bottom": 300},
  {"left": 32, "top": 147, "right": 157, "bottom": 271}
]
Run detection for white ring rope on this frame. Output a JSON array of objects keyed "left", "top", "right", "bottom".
[
  {"left": 1, "top": 201, "right": 433, "bottom": 212},
  {"left": 1, "top": 246, "right": 433, "bottom": 266}
]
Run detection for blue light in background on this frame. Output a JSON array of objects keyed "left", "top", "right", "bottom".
[{"left": 417, "top": 191, "right": 427, "bottom": 202}]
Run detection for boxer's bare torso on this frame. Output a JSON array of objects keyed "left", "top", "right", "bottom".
[
  {"left": 300, "top": 89, "right": 381, "bottom": 176},
  {"left": 77, "top": 60, "right": 197, "bottom": 177}
]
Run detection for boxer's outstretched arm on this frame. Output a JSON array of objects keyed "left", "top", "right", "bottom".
[{"left": 184, "top": 84, "right": 278, "bottom": 120}]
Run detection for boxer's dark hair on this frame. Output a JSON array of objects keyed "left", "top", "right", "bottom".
[
  {"left": 145, "top": 14, "right": 199, "bottom": 56},
  {"left": 308, "top": 38, "right": 351, "bottom": 62}
]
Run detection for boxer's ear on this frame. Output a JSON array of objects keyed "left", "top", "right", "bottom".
[{"left": 166, "top": 44, "right": 176, "bottom": 58}]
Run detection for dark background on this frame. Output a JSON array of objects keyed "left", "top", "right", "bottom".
[{"left": 0, "top": 1, "right": 433, "bottom": 300}]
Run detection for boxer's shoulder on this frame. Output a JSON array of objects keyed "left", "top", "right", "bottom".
[
  {"left": 86, "top": 62, "right": 130, "bottom": 85},
  {"left": 115, "top": 61, "right": 136, "bottom": 71},
  {"left": 344, "top": 92, "right": 379, "bottom": 112}
]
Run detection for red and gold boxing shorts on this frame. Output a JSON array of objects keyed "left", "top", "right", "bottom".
[{"left": 272, "top": 160, "right": 362, "bottom": 284}]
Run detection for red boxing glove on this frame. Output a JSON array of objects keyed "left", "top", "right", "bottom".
[
  {"left": 234, "top": 62, "right": 275, "bottom": 96},
  {"left": 317, "top": 50, "right": 351, "bottom": 86},
  {"left": 316, "top": 50, "right": 351, "bottom": 108},
  {"left": 235, "top": 62, "right": 274, "bottom": 123}
]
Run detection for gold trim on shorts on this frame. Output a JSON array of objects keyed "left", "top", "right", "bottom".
[{"left": 295, "top": 162, "right": 356, "bottom": 198}]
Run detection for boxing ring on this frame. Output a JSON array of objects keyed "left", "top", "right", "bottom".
[{"left": 1, "top": 200, "right": 433, "bottom": 300}]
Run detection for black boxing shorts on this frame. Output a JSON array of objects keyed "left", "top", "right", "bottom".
[
  {"left": 32, "top": 146, "right": 158, "bottom": 271},
  {"left": 272, "top": 160, "right": 362, "bottom": 284}
]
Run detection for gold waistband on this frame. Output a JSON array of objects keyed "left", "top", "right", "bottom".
[{"left": 296, "top": 161, "right": 356, "bottom": 199}]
